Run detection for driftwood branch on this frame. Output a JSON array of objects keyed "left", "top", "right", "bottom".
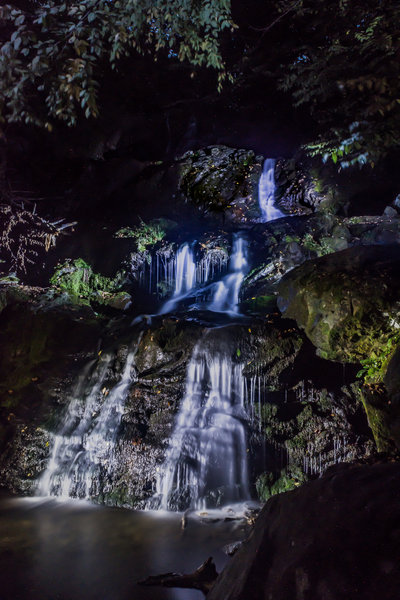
[
  {"left": 250, "top": 0, "right": 301, "bottom": 34},
  {"left": 138, "top": 556, "right": 219, "bottom": 595}
]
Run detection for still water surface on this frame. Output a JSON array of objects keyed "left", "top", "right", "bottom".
[{"left": 0, "top": 496, "right": 248, "bottom": 600}]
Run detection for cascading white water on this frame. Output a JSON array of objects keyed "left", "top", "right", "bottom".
[
  {"left": 258, "top": 158, "right": 284, "bottom": 222},
  {"left": 135, "top": 243, "right": 229, "bottom": 306},
  {"left": 208, "top": 234, "right": 248, "bottom": 314},
  {"left": 158, "top": 243, "right": 197, "bottom": 314},
  {"left": 150, "top": 338, "right": 250, "bottom": 511},
  {"left": 38, "top": 338, "right": 141, "bottom": 499}
]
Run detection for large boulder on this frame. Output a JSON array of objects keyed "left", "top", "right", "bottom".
[
  {"left": 277, "top": 245, "right": 400, "bottom": 363},
  {"left": 208, "top": 461, "right": 400, "bottom": 600}
]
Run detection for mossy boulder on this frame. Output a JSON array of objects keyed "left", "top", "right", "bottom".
[
  {"left": 277, "top": 246, "right": 400, "bottom": 450},
  {"left": 277, "top": 245, "right": 400, "bottom": 363}
]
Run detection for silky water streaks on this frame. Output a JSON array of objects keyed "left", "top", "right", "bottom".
[
  {"left": 149, "top": 331, "right": 250, "bottom": 512},
  {"left": 258, "top": 158, "right": 284, "bottom": 222}
]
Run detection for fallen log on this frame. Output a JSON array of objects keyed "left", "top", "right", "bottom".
[{"left": 138, "top": 556, "right": 218, "bottom": 595}]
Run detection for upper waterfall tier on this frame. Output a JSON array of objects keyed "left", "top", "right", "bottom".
[
  {"left": 156, "top": 234, "right": 249, "bottom": 316},
  {"left": 258, "top": 158, "right": 284, "bottom": 222}
]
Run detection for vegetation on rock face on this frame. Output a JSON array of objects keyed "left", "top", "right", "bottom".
[
  {"left": 256, "top": 467, "right": 307, "bottom": 502},
  {"left": 50, "top": 258, "right": 130, "bottom": 309},
  {"left": 277, "top": 246, "right": 400, "bottom": 364},
  {"left": 115, "top": 219, "right": 167, "bottom": 252},
  {"left": 277, "top": 246, "right": 400, "bottom": 451}
]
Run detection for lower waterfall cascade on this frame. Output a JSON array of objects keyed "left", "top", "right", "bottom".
[{"left": 148, "top": 337, "right": 251, "bottom": 511}]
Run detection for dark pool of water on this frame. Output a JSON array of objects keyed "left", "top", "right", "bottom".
[{"left": 0, "top": 497, "right": 249, "bottom": 600}]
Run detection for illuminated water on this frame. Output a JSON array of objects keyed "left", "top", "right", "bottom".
[
  {"left": 208, "top": 235, "right": 248, "bottom": 314},
  {"left": 39, "top": 336, "right": 142, "bottom": 499},
  {"left": 0, "top": 496, "right": 248, "bottom": 600},
  {"left": 159, "top": 243, "right": 197, "bottom": 314},
  {"left": 258, "top": 158, "right": 283, "bottom": 222},
  {"left": 150, "top": 334, "right": 250, "bottom": 511}
]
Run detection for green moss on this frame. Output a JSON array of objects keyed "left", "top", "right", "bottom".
[
  {"left": 50, "top": 258, "right": 127, "bottom": 309},
  {"left": 242, "top": 294, "right": 277, "bottom": 314},
  {"left": 115, "top": 218, "right": 168, "bottom": 252},
  {"left": 256, "top": 467, "right": 307, "bottom": 502},
  {"left": 283, "top": 235, "right": 300, "bottom": 244},
  {"left": 357, "top": 334, "right": 400, "bottom": 384}
]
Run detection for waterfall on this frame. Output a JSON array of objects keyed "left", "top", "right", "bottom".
[
  {"left": 38, "top": 337, "right": 141, "bottom": 499},
  {"left": 258, "top": 158, "right": 283, "bottom": 222},
  {"left": 158, "top": 243, "right": 197, "bottom": 314},
  {"left": 149, "top": 337, "right": 250, "bottom": 511},
  {"left": 208, "top": 234, "right": 248, "bottom": 315},
  {"left": 135, "top": 242, "right": 229, "bottom": 308}
]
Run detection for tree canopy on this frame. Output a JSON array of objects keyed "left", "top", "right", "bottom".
[
  {"left": 0, "top": 0, "right": 399, "bottom": 167},
  {"left": 275, "top": 0, "right": 400, "bottom": 167},
  {"left": 0, "top": 0, "right": 233, "bottom": 129}
]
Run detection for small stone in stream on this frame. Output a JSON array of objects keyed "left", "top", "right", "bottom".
[
  {"left": 223, "top": 541, "right": 243, "bottom": 556},
  {"left": 383, "top": 205, "right": 398, "bottom": 217}
]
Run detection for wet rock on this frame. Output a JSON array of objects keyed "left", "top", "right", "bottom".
[
  {"left": 179, "top": 145, "right": 262, "bottom": 223},
  {"left": 277, "top": 246, "right": 400, "bottom": 450},
  {"left": 0, "top": 286, "right": 104, "bottom": 494},
  {"left": 275, "top": 158, "right": 344, "bottom": 215},
  {"left": 0, "top": 425, "right": 51, "bottom": 494},
  {"left": 223, "top": 541, "right": 243, "bottom": 556}
]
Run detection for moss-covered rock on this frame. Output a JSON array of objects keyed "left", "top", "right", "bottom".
[
  {"left": 179, "top": 145, "right": 262, "bottom": 223},
  {"left": 277, "top": 246, "right": 400, "bottom": 450},
  {"left": 50, "top": 258, "right": 131, "bottom": 310},
  {"left": 277, "top": 245, "right": 400, "bottom": 363},
  {"left": 256, "top": 467, "right": 307, "bottom": 502}
]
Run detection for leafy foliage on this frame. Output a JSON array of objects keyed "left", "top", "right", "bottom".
[
  {"left": 357, "top": 333, "right": 400, "bottom": 383},
  {"left": 0, "top": 0, "right": 234, "bottom": 129},
  {"left": 276, "top": 0, "right": 400, "bottom": 166},
  {"left": 115, "top": 218, "right": 166, "bottom": 252}
]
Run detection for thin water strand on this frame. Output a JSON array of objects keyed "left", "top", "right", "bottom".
[{"left": 208, "top": 234, "right": 249, "bottom": 315}]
